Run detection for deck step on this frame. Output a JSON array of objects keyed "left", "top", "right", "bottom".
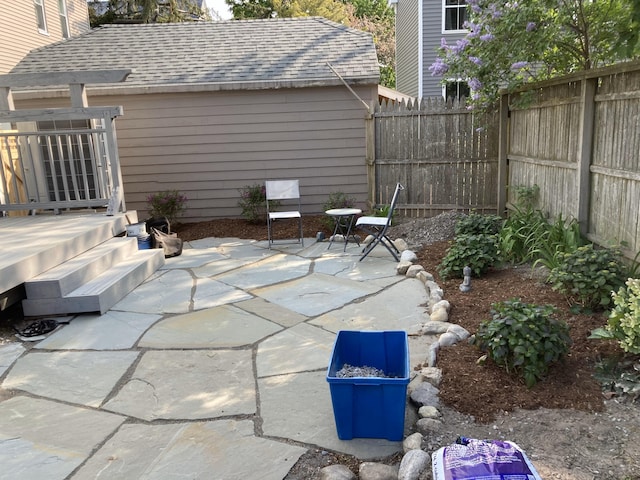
[
  {"left": 22, "top": 249, "right": 164, "bottom": 316},
  {"left": 24, "top": 237, "right": 138, "bottom": 299}
]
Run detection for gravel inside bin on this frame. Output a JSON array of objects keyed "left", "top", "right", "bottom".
[{"left": 335, "top": 363, "right": 389, "bottom": 378}]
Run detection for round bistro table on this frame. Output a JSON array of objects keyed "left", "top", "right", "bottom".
[{"left": 325, "top": 208, "right": 362, "bottom": 252}]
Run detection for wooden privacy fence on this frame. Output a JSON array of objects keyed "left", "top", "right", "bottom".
[
  {"left": 371, "top": 97, "right": 499, "bottom": 216},
  {"left": 499, "top": 60, "right": 640, "bottom": 258}
]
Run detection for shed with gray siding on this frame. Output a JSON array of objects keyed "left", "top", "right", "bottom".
[{"left": 10, "top": 18, "right": 380, "bottom": 221}]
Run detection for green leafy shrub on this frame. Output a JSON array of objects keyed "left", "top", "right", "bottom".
[
  {"left": 471, "top": 299, "right": 572, "bottom": 388},
  {"left": 590, "top": 278, "right": 640, "bottom": 354},
  {"left": 455, "top": 212, "right": 503, "bottom": 236},
  {"left": 147, "top": 190, "right": 187, "bottom": 224},
  {"left": 532, "top": 213, "right": 585, "bottom": 270},
  {"left": 438, "top": 234, "right": 500, "bottom": 279},
  {"left": 371, "top": 204, "right": 391, "bottom": 217},
  {"left": 548, "top": 244, "right": 626, "bottom": 310},
  {"left": 238, "top": 184, "right": 268, "bottom": 224},
  {"left": 499, "top": 185, "right": 548, "bottom": 264},
  {"left": 499, "top": 206, "right": 549, "bottom": 263},
  {"left": 499, "top": 185, "right": 585, "bottom": 268},
  {"left": 322, "top": 192, "right": 357, "bottom": 229}
]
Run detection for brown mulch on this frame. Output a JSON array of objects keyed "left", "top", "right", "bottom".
[
  {"left": 176, "top": 216, "right": 625, "bottom": 424},
  {"left": 415, "top": 240, "right": 623, "bottom": 423}
]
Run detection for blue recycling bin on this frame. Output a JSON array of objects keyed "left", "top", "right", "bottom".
[{"left": 326, "top": 330, "right": 410, "bottom": 441}]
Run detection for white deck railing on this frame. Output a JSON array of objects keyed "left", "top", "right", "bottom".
[
  {"left": 0, "top": 106, "right": 125, "bottom": 215},
  {"left": 0, "top": 122, "right": 117, "bottom": 213},
  {"left": 0, "top": 70, "right": 130, "bottom": 215}
]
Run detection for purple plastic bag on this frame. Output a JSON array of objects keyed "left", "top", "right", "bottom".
[{"left": 432, "top": 437, "right": 542, "bottom": 480}]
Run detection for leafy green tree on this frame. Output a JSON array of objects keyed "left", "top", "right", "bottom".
[
  {"left": 273, "top": 0, "right": 348, "bottom": 22},
  {"left": 226, "top": 0, "right": 274, "bottom": 19},
  {"left": 430, "top": 0, "right": 639, "bottom": 111},
  {"left": 89, "top": 0, "right": 210, "bottom": 27},
  {"left": 345, "top": 3, "right": 395, "bottom": 87}
]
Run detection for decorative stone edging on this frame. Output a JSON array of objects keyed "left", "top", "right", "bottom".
[{"left": 318, "top": 241, "right": 470, "bottom": 480}]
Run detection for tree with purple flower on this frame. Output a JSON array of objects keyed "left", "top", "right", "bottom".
[{"left": 429, "top": 0, "right": 639, "bottom": 113}]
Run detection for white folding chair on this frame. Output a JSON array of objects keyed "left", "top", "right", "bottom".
[
  {"left": 265, "top": 179, "right": 304, "bottom": 249},
  {"left": 356, "top": 183, "right": 404, "bottom": 261}
]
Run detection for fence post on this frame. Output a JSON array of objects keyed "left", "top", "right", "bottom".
[
  {"left": 365, "top": 107, "right": 376, "bottom": 210},
  {"left": 497, "top": 93, "right": 509, "bottom": 216},
  {"left": 576, "top": 77, "right": 596, "bottom": 236}
]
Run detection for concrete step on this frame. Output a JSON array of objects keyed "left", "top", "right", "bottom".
[
  {"left": 24, "top": 237, "right": 138, "bottom": 299},
  {"left": 22, "top": 249, "right": 165, "bottom": 316}
]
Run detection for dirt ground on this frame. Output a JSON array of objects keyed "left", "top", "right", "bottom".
[{"left": 2, "top": 214, "right": 639, "bottom": 479}]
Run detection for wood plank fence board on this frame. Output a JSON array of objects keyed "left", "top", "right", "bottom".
[
  {"left": 373, "top": 97, "right": 499, "bottom": 217},
  {"left": 502, "top": 62, "right": 640, "bottom": 258}
]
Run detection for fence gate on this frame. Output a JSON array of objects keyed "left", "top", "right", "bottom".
[{"left": 372, "top": 97, "right": 499, "bottom": 217}]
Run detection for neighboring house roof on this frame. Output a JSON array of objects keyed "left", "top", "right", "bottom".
[{"left": 11, "top": 18, "right": 380, "bottom": 94}]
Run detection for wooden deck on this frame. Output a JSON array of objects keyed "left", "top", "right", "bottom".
[{"left": 0, "top": 212, "right": 134, "bottom": 296}]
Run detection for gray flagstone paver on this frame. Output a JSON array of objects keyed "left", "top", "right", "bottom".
[
  {"left": 2, "top": 351, "right": 138, "bottom": 407},
  {"left": 235, "top": 296, "right": 308, "bottom": 327},
  {"left": 34, "top": 311, "right": 161, "bottom": 350},
  {"left": 191, "top": 276, "right": 252, "bottom": 310},
  {"left": 257, "top": 323, "right": 336, "bottom": 377},
  {"left": 252, "top": 272, "right": 381, "bottom": 317},
  {"left": 0, "top": 396, "right": 125, "bottom": 480},
  {"left": 72, "top": 420, "right": 306, "bottom": 480},
  {"left": 139, "top": 304, "right": 282, "bottom": 348},
  {"left": 192, "top": 255, "right": 263, "bottom": 277},
  {"left": 113, "top": 269, "right": 193, "bottom": 314},
  {"left": 0, "top": 342, "right": 24, "bottom": 376},
  {"left": 314, "top": 254, "right": 399, "bottom": 281},
  {"left": 310, "top": 278, "right": 429, "bottom": 332},
  {"left": 103, "top": 349, "right": 255, "bottom": 421},
  {"left": 215, "top": 253, "right": 311, "bottom": 290},
  {"left": 160, "top": 247, "right": 226, "bottom": 269},
  {"left": 259, "top": 370, "right": 402, "bottom": 459},
  {"left": 0, "top": 237, "right": 437, "bottom": 477}
]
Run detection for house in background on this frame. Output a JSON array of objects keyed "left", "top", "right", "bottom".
[
  {"left": 9, "top": 18, "right": 380, "bottom": 222},
  {"left": 393, "top": 0, "right": 469, "bottom": 99},
  {"left": 0, "top": 0, "right": 90, "bottom": 74}
]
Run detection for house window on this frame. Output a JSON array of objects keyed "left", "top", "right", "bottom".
[
  {"left": 444, "top": 80, "right": 470, "bottom": 101},
  {"left": 58, "top": 0, "right": 70, "bottom": 38},
  {"left": 443, "top": 0, "right": 467, "bottom": 32},
  {"left": 34, "top": 0, "right": 48, "bottom": 34}
]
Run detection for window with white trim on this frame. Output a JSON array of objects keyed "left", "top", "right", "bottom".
[
  {"left": 443, "top": 0, "right": 467, "bottom": 32},
  {"left": 58, "top": 0, "right": 70, "bottom": 38},
  {"left": 34, "top": 0, "right": 48, "bottom": 34},
  {"left": 444, "top": 80, "right": 470, "bottom": 101}
]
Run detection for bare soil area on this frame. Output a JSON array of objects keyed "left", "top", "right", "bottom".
[{"left": 2, "top": 214, "right": 639, "bottom": 479}]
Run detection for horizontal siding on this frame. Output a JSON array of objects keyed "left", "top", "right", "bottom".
[
  {"left": 0, "top": 0, "right": 89, "bottom": 74},
  {"left": 16, "top": 86, "right": 373, "bottom": 222},
  {"left": 421, "top": 0, "right": 467, "bottom": 97},
  {"left": 395, "top": 0, "right": 420, "bottom": 97},
  {"left": 65, "top": 0, "right": 90, "bottom": 36}
]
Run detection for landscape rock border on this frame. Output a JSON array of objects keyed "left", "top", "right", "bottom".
[{"left": 319, "top": 239, "right": 469, "bottom": 480}]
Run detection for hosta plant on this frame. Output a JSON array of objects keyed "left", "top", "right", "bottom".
[{"left": 471, "top": 299, "right": 572, "bottom": 388}]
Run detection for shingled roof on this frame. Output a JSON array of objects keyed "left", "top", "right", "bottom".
[{"left": 11, "top": 18, "right": 380, "bottom": 93}]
